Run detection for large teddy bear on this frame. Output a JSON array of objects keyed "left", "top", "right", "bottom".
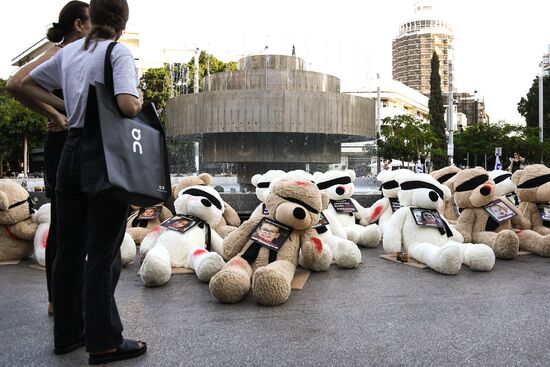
[
  {"left": 172, "top": 173, "right": 241, "bottom": 238},
  {"left": 139, "top": 184, "right": 226, "bottom": 286},
  {"left": 453, "top": 168, "right": 519, "bottom": 259},
  {"left": 250, "top": 169, "right": 287, "bottom": 218},
  {"left": 286, "top": 169, "right": 361, "bottom": 269},
  {"left": 209, "top": 179, "right": 333, "bottom": 306},
  {"left": 511, "top": 164, "right": 550, "bottom": 256},
  {"left": 383, "top": 173, "right": 495, "bottom": 274},
  {"left": 32, "top": 203, "right": 50, "bottom": 266},
  {"left": 0, "top": 180, "right": 38, "bottom": 261},
  {"left": 126, "top": 205, "right": 173, "bottom": 245},
  {"left": 363, "top": 169, "right": 416, "bottom": 234},
  {"left": 431, "top": 165, "right": 461, "bottom": 223},
  {"left": 313, "top": 170, "right": 381, "bottom": 247}
]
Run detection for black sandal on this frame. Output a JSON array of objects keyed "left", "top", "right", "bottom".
[
  {"left": 54, "top": 338, "right": 85, "bottom": 355},
  {"left": 88, "top": 339, "right": 147, "bottom": 365}
]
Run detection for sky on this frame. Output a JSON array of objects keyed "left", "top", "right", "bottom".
[{"left": 1, "top": 0, "right": 548, "bottom": 124}]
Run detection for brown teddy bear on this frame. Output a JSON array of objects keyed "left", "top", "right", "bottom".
[
  {"left": 431, "top": 166, "right": 461, "bottom": 223},
  {"left": 0, "top": 180, "right": 38, "bottom": 261},
  {"left": 209, "top": 179, "right": 332, "bottom": 306},
  {"left": 126, "top": 205, "right": 173, "bottom": 245},
  {"left": 511, "top": 164, "right": 550, "bottom": 256},
  {"left": 453, "top": 168, "right": 519, "bottom": 259},
  {"left": 172, "top": 173, "right": 241, "bottom": 238}
]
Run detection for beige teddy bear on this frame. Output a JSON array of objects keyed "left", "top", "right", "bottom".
[
  {"left": 172, "top": 173, "right": 241, "bottom": 238},
  {"left": 0, "top": 180, "right": 38, "bottom": 261},
  {"left": 209, "top": 179, "right": 332, "bottom": 306}
]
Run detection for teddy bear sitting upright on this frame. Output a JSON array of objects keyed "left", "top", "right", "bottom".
[
  {"left": 383, "top": 173, "right": 494, "bottom": 274},
  {"left": 313, "top": 170, "right": 381, "bottom": 247},
  {"left": 511, "top": 164, "right": 550, "bottom": 256},
  {"left": 139, "top": 184, "right": 226, "bottom": 286},
  {"left": 209, "top": 179, "right": 333, "bottom": 306},
  {"left": 0, "top": 180, "right": 38, "bottom": 261},
  {"left": 453, "top": 168, "right": 519, "bottom": 259}
]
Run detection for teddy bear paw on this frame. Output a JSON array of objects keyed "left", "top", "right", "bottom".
[
  {"left": 209, "top": 268, "right": 251, "bottom": 304},
  {"left": 195, "top": 252, "right": 225, "bottom": 282},
  {"left": 140, "top": 248, "right": 172, "bottom": 287},
  {"left": 494, "top": 230, "right": 519, "bottom": 259},
  {"left": 432, "top": 243, "right": 463, "bottom": 275},
  {"left": 466, "top": 244, "right": 495, "bottom": 272},
  {"left": 252, "top": 267, "right": 292, "bottom": 306},
  {"left": 334, "top": 240, "right": 362, "bottom": 269},
  {"left": 533, "top": 236, "right": 550, "bottom": 257},
  {"left": 358, "top": 224, "right": 381, "bottom": 248}
]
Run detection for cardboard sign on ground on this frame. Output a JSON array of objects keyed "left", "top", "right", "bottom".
[
  {"left": 29, "top": 264, "right": 46, "bottom": 271},
  {"left": 0, "top": 260, "right": 21, "bottom": 266},
  {"left": 517, "top": 250, "right": 532, "bottom": 256},
  {"left": 291, "top": 268, "right": 311, "bottom": 289},
  {"left": 171, "top": 267, "right": 195, "bottom": 275},
  {"left": 379, "top": 253, "right": 428, "bottom": 269}
]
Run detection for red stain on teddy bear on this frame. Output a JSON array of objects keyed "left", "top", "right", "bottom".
[
  {"left": 193, "top": 249, "right": 208, "bottom": 257},
  {"left": 41, "top": 230, "right": 49, "bottom": 249},
  {"left": 311, "top": 237, "right": 323, "bottom": 253},
  {"left": 294, "top": 181, "right": 307, "bottom": 186},
  {"left": 369, "top": 205, "right": 383, "bottom": 221}
]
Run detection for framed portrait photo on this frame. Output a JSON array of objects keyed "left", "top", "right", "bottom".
[
  {"left": 137, "top": 206, "right": 162, "bottom": 220},
  {"left": 483, "top": 199, "right": 516, "bottom": 223},
  {"left": 537, "top": 204, "right": 550, "bottom": 222},
  {"left": 249, "top": 218, "right": 291, "bottom": 251},
  {"left": 410, "top": 208, "right": 445, "bottom": 228},
  {"left": 161, "top": 215, "right": 198, "bottom": 233}
]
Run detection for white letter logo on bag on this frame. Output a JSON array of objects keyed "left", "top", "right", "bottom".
[{"left": 132, "top": 128, "right": 143, "bottom": 155}]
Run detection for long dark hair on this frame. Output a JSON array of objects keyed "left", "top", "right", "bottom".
[
  {"left": 84, "top": 0, "right": 129, "bottom": 50},
  {"left": 46, "top": 1, "right": 89, "bottom": 43}
]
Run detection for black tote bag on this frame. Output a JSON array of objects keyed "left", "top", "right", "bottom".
[{"left": 80, "top": 42, "right": 170, "bottom": 206}]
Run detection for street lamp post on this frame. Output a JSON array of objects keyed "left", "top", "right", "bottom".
[
  {"left": 447, "top": 44, "right": 454, "bottom": 166},
  {"left": 539, "top": 59, "right": 544, "bottom": 163},
  {"left": 376, "top": 73, "right": 382, "bottom": 174},
  {"left": 473, "top": 90, "right": 478, "bottom": 125}
]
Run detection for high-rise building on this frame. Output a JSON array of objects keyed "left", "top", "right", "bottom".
[{"left": 392, "top": 1, "right": 453, "bottom": 96}]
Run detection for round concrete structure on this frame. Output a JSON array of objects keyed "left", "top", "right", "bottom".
[{"left": 167, "top": 54, "right": 375, "bottom": 186}]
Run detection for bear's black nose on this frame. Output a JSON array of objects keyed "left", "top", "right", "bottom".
[
  {"left": 293, "top": 207, "right": 306, "bottom": 220},
  {"left": 336, "top": 186, "right": 345, "bottom": 195},
  {"left": 201, "top": 199, "right": 212, "bottom": 207},
  {"left": 429, "top": 191, "right": 439, "bottom": 202},
  {"left": 480, "top": 186, "right": 491, "bottom": 196}
]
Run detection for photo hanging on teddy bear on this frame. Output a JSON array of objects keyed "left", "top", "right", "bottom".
[
  {"left": 410, "top": 208, "right": 445, "bottom": 228},
  {"left": 331, "top": 199, "right": 358, "bottom": 214},
  {"left": 249, "top": 217, "right": 292, "bottom": 251},
  {"left": 137, "top": 205, "right": 162, "bottom": 220},
  {"left": 483, "top": 199, "right": 517, "bottom": 223},
  {"left": 537, "top": 204, "right": 550, "bottom": 221},
  {"left": 161, "top": 215, "right": 198, "bottom": 234},
  {"left": 312, "top": 212, "right": 330, "bottom": 229}
]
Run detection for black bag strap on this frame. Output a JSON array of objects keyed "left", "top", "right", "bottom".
[{"left": 103, "top": 42, "right": 118, "bottom": 94}]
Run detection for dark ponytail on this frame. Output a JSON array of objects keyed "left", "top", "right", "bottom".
[
  {"left": 46, "top": 1, "right": 89, "bottom": 43},
  {"left": 84, "top": 0, "right": 129, "bottom": 50}
]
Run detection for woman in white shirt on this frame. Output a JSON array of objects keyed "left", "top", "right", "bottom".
[{"left": 21, "top": 0, "right": 146, "bottom": 364}]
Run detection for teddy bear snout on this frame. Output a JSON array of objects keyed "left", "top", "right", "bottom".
[
  {"left": 336, "top": 186, "right": 346, "bottom": 195},
  {"left": 429, "top": 191, "right": 439, "bottom": 202},
  {"left": 480, "top": 185, "right": 492, "bottom": 196},
  {"left": 293, "top": 207, "right": 306, "bottom": 220},
  {"left": 201, "top": 199, "right": 212, "bottom": 207}
]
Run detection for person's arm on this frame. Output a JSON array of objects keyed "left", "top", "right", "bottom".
[
  {"left": 112, "top": 45, "right": 142, "bottom": 117},
  {"left": 20, "top": 77, "right": 67, "bottom": 130}
]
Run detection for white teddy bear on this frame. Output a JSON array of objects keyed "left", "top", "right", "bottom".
[
  {"left": 250, "top": 170, "right": 287, "bottom": 218},
  {"left": 314, "top": 170, "right": 381, "bottom": 248},
  {"left": 139, "top": 185, "right": 226, "bottom": 286},
  {"left": 32, "top": 203, "right": 51, "bottom": 266},
  {"left": 383, "top": 173, "right": 495, "bottom": 275},
  {"left": 287, "top": 170, "right": 362, "bottom": 269},
  {"left": 362, "top": 169, "right": 416, "bottom": 235}
]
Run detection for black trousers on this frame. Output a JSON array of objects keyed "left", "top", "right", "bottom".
[
  {"left": 53, "top": 129, "right": 128, "bottom": 353},
  {"left": 44, "top": 130, "right": 67, "bottom": 302}
]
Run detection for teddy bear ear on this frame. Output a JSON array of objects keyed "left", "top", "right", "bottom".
[
  {"left": 511, "top": 170, "right": 524, "bottom": 185},
  {"left": 441, "top": 185, "right": 452, "bottom": 201},
  {"left": 0, "top": 190, "right": 8, "bottom": 211},
  {"left": 198, "top": 173, "right": 212, "bottom": 186},
  {"left": 171, "top": 184, "right": 179, "bottom": 198},
  {"left": 251, "top": 174, "right": 262, "bottom": 187},
  {"left": 346, "top": 169, "right": 356, "bottom": 182},
  {"left": 320, "top": 191, "right": 330, "bottom": 210}
]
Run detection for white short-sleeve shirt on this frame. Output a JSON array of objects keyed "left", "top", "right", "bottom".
[{"left": 30, "top": 38, "right": 138, "bottom": 129}]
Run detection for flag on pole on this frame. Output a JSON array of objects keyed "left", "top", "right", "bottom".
[
  {"left": 494, "top": 155, "right": 502, "bottom": 170},
  {"left": 416, "top": 158, "right": 423, "bottom": 173}
]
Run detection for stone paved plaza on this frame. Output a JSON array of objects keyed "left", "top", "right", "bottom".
[{"left": 1, "top": 247, "right": 550, "bottom": 367}]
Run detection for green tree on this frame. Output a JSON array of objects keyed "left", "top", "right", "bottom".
[
  {"left": 517, "top": 75, "right": 550, "bottom": 137},
  {"left": 379, "top": 114, "right": 440, "bottom": 166},
  {"left": 186, "top": 51, "right": 237, "bottom": 93},
  {"left": 428, "top": 51, "right": 447, "bottom": 169},
  {"left": 139, "top": 67, "right": 171, "bottom": 124},
  {"left": 0, "top": 79, "right": 47, "bottom": 176}
]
